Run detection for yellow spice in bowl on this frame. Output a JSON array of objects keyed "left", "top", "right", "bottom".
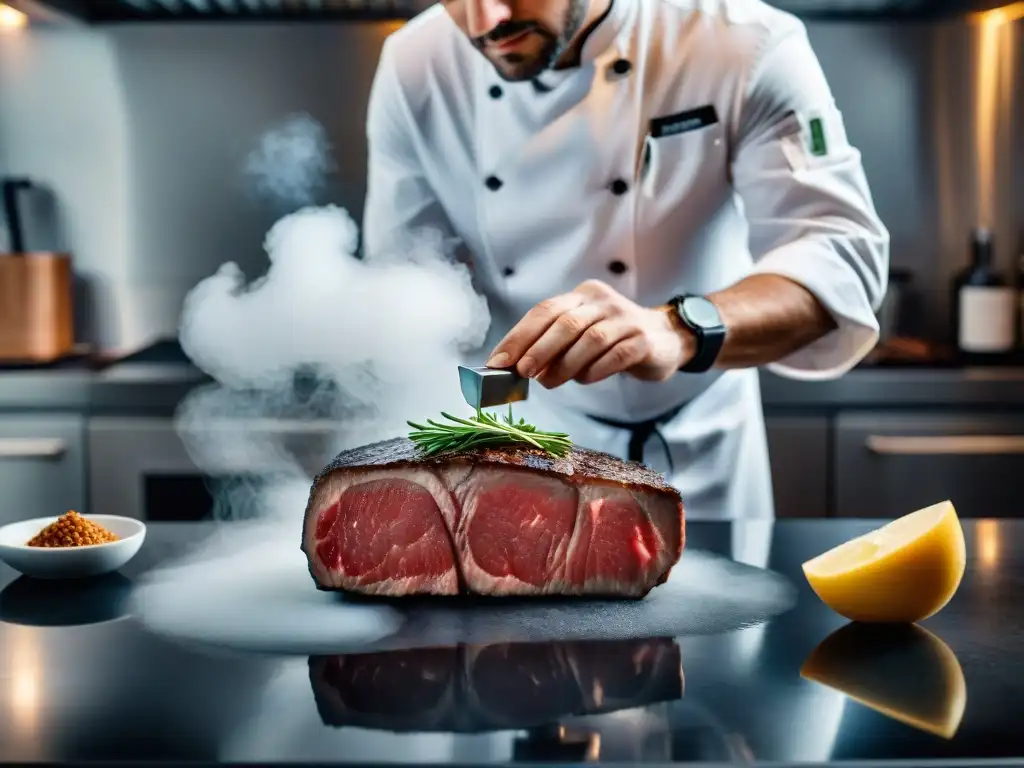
[{"left": 27, "top": 511, "right": 120, "bottom": 548}]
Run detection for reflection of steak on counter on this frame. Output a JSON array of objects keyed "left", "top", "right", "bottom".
[
  {"left": 309, "top": 637, "right": 683, "bottom": 733},
  {"left": 302, "top": 437, "right": 685, "bottom": 598}
]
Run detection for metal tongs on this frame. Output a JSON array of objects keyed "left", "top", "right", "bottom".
[{"left": 458, "top": 365, "right": 529, "bottom": 410}]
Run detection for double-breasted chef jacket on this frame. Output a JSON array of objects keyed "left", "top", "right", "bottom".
[{"left": 362, "top": 0, "right": 890, "bottom": 519}]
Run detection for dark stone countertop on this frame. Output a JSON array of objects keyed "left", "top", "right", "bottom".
[{"left": 0, "top": 519, "right": 1020, "bottom": 767}]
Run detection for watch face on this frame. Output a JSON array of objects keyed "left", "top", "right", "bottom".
[{"left": 682, "top": 297, "right": 722, "bottom": 329}]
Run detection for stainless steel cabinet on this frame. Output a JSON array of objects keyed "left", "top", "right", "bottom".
[
  {"left": 0, "top": 414, "right": 86, "bottom": 524},
  {"left": 88, "top": 417, "right": 198, "bottom": 521},
  {"left": 87, "top": 416, "right": 338, "bottom": 520},
  {"left": 834, "top": 412, "right": 1024, "bottom": 518},
  {"left": 765, "top": 416, "right": 830, "bottom": 518}
]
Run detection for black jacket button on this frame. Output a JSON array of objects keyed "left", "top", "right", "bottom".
[
  {"left": 611, "top": 59, "right": 631, "bottom": 76},
  {"left": 485, "top": 176, "right": 503, "bottom": 191},
  {"left": 608, "top": 260, "right": 628, "bottom": 275},
  {"left": 610, "top": 179, "right": 629, "bottom": 196},
  {"left": 489, "top": 85, "right": 503, "bottom": 99}
]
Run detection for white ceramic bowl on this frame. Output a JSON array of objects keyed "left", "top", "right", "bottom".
[{"left": 0, "top": 515, "right": 147, "bottom": 580}]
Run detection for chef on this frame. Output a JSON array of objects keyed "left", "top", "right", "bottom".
[{"left": 362, "top": 0, "right": 890, "bottom": 519}]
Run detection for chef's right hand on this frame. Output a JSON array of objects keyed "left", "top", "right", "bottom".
[{"left": 486, "top": 280, "right": 695, "bottom": 388}]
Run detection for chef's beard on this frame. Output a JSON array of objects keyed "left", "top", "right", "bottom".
[{"left": 472, "top": 0, "right": 588, "bottom": 82}]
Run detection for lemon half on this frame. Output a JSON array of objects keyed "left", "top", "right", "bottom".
[{"left": 802, "top": 500, "right": 967, "bottom": 623}]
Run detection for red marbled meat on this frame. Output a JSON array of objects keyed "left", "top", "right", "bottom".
[{"left": 301, "top": 437, "right": 685, "bottom": 598}]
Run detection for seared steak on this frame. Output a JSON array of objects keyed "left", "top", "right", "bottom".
[{"left": 301, "top": 437, "right": 685, "bottom": 598}]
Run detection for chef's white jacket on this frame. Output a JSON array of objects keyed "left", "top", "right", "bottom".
[{"left": 363, "top": 0, "right": 890, "bottom": 519}]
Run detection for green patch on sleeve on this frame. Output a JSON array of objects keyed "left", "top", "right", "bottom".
[{"left": 808, "top": 117, "right": 828, "bottom": 157}]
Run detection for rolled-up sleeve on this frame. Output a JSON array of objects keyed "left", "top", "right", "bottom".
[
  {"left": 732, "top": 22, "right": 890, "bottom": 380},
  {"left": 363, "top": 38, "right": 459, "bottom": 262}
]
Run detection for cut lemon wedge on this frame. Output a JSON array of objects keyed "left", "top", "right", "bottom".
[{"left": 802, "top": 500, "right": 967, "bottom": 623}]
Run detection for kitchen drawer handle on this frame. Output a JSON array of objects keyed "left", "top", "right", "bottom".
[
  {"left": 0, "top": 438, "right": 68, "bottom": 459},
  {"left": 866, "top": 435, "right": 1024, "bottom": 456}
]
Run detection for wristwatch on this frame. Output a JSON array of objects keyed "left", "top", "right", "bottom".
[{"left": 668, "top": 294, "right": 726, "bottom": 373}]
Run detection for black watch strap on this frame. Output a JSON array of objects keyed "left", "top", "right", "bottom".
[{"left": 670, "top": 294, "right": 726, "bottom": 373}]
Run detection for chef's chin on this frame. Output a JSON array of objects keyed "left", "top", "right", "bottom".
[{"left": 488, "top": 41, "right": 559, "bottom": 82}]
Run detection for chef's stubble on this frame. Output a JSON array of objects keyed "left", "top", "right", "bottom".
[{"left": 471, "top": 0, "right": 589, "bottom": 82}]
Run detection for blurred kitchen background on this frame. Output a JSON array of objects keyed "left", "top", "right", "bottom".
[{"left": 0, "top": 0, "right": 1021, "bottom": 523}]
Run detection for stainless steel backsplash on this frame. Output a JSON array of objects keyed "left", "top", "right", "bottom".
[
  {"left": 809, "top": 12, "right": 1022, "bottom": 340},
  {"left": 0, "top": 13, "right": 1021, "bottom": 351}
]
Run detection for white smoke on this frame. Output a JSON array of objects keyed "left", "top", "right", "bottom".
[
  {"left": 173, "top": 115, "right": 491, "bottom": 524},
  {"left": 136, "top": 114, "right": 491, "bottom": 652},
  {"left": 243, "top": 114, "right": 335, "bottom": 209}
]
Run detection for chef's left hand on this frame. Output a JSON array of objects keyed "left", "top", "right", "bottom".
[{"left": 486, "top": 280, "right": 695, "bottom": 388}]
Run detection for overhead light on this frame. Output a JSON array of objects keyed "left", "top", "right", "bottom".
[{"left": 0, "top": 3, "right": 28, "bottom": 29}]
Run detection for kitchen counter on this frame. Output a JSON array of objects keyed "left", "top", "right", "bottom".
[
  {"left": 1, "top": 362, "right": 1023, "bottom": 414},
  {"left": 0, "top": 518, "right": 1021, "bottom": 767}
]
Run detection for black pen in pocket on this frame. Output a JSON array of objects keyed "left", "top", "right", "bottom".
[{"left": 639, "top": 134, "right": 653, "bottom": 182}]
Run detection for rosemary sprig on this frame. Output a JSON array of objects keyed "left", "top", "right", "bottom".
[{"left": 408, "top": 405, "right": 573, "bottom": 458}]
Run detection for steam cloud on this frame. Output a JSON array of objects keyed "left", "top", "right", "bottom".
[
  {"left": 174, "top": 114, "right": 491, "bottom": 524},
  {"left": 243, "top": 114, "right": 336, "bottom": 209}
]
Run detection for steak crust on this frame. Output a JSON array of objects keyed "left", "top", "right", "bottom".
[{"left": 310, "top": 437, "right": 679, "bottom": 495}]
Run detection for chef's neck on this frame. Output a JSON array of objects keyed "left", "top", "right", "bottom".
[{"left": 552, "top": 0, "right": 613, "bottom": 70}]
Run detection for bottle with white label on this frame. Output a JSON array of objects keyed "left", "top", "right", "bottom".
[{"left": 952, "top": 228, "right": 1015, "bottom": 363}]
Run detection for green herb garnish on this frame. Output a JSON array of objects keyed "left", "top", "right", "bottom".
[{"left": 408, "top": 405, "right": 573, "bottom": 458}]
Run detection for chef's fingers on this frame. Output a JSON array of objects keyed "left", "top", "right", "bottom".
[
  {"left": 574, "top": 279, "right": 619, "bottom": 300},
  {"left": 576, "top": 334, "right": 651, "bottom": 385},
  {"left": 486, "top": 291, "right": 587, "bottom": 373},
  {"left": 518, "top": 302, "right": 611, "bottom": 381},
  {"left": 537, "top": 319, "right": 635, "bottom": 389}
]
